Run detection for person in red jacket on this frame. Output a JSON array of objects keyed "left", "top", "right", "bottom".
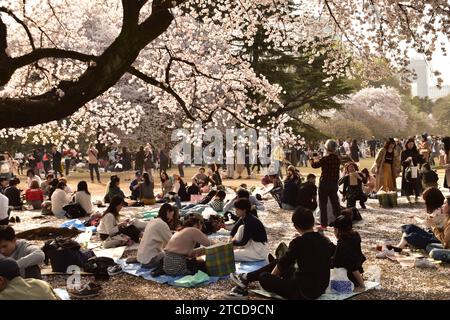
[{"left": 25, "top": 181, "right": 44, "bottom": 209}]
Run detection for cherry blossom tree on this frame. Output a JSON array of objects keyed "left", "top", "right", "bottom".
[{"left": 0, "top": 0, "right": 449, "bottom": 144}]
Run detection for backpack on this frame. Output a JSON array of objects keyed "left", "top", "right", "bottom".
[
  {"left": 83, "top": 256, "right": 116, "bottom": 280},
  {"left": 63, "top": 203, "right": 87, "bottom": 219},
  {"left": 42, "top": 237, "right": 91, "bottom": 273}
]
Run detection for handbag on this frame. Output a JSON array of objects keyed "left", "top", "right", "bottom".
[
  {"left": 63, "top": 202, "right": 87, "bottom": 219},
  {"left": 205, "top": 242, "right": 235, "bottom": 276},
  {"left": 42, "top": 237, "right": 89, "bottom": 273}
]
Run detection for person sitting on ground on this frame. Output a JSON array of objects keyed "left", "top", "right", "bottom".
[
  {"left": 192, "top": 167, "right": 208, "bottom": 187},
  {"left": 230, "top": 198, "right": 269, "bottom": 262},
  {"left": 0, "top": 226, "right": 45, "bottom": 279},
  {"left": 40, "top": 173, "right": 54, "bottom": 198},
  {"left": 281, "top": 166, "right": 301, "bottom": 210},
  {"left": 74, "top": 181, "right": 93, "bottom": 215},
  {"left": 209, "top": 190, "right": 226, "bottom": 212},
  {"left": 229, "top": 206, "right": 334, "bottom": 299},
  {"left": 207, "top": 168, "right": 222, "bottom": 188},
  {"left": 4, "top": 178, "right": 22, "bottom": 210},
  {"left": 104, "top": 175, "right": 125, "bottom": 204},
  {"left": 139, "top": 172, "right": 156, "bottom": 205},
  {"left": 97, "top": 195, "right": 136, "bottom": 248},
  {"left": 202, "top": 215, "right": 225, "bottom": 235},
  {"left": 172, "top": 174, "right": 189, "bottom": 202},
  {"left": 163, "top": 213, "right": 212, "bottom": 276},
  {"left": 339, "top": 162, "right": 367, "bottom": 209},
  {"left": 129, "top": 171, "right": 142, "bottom": 201},
  {"left": 383, "top": 188, "right": 449, "bottom": 261},
  {"left": 360, "top": 168, "right": 376, "bottom": 197},
  {"left": 0, "top": 259, "right": 59, "bottom": 300},
  {"left": 329, "top": 215, "right": 366, "bottom": 289},
  {"left": 421, "top": 163, "right": 439, "bottom": 190},
  {"left": 0, "top": 178, "right": 8, "bottom": 194},
  {"left": 0, "top": 192, "right": 9, "bottom": 226},
  {"left": 59, "top": 177, "right": 72, "bottom": 193},
  {"left": 25, "top": 169, "right": 42, "bottom": 188},
  {"left": 50, "top": 181, "right": 71, "bottom": 218},
  {"left": 137, "top": 203, "right": 175, "bottom": 273},
  {"left": 223, "top": 188, "right": 264, "bottom": 215},
  {"left": 296, "top": 174, "right": 318, "bottom": 211},
  {"left": 160, "top": 171, "right": 173, "bottom": 198},
  {"left": 25, "top": 180, "right": 44, "bottom": 210}
]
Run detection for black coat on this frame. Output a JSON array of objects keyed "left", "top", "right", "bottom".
[
  {"left": 296, "top": 181, "right": 318, "bottom": 211},
  {"left": 400, "top": 148, "right": 424, "bottom": 196}
]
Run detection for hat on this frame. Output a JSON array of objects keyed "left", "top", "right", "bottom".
[
  {"left": 0, "top": 258, "right": 20, "bottom": 280},
  {"left": 333, "top": 215, "right": 352, "bottom": 231}
]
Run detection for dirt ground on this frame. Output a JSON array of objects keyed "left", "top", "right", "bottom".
[{"left": 10, "top": 160, "right": 450, "bottom": 300}]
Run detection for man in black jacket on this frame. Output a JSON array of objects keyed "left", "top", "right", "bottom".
[{"left": 51, "top": 146, "right": 63, "bottom": 178}]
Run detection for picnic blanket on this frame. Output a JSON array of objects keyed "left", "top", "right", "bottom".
[
  {"left": 251, "top": 281, "right": 380, "bottom": 300},
  {"left": 116, "top": 259, "right": 267, "bottom": 288},
  {"left": 54, "top": 288, "right": 71, "bottom": 300},
  {"left": 93, "top": 246, "right": 127, "bottom": 263},
  {"left": 60, "top": 219, "right": 97, "bottom": 233}
]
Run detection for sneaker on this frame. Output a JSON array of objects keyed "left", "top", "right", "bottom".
[
  {"left": 68, "top": 283, "right": 101, "bottom": 299},
  {"left": 414, "top": 258, "right": 437, "bottom": 269},
  {"left": 150, "top": 266, "right": 166, "bottom": 277},
  {"left": 230, "top": 273, "right": 249, "bottom": 289},
  {"left": 376, "top": 249, "right": 395, "bottom": 259},
  {"left": 227, "top": 286, "right": 248, "bottom": 298},
  {"left": 386, "top": 244, "right": 403, "bottom": 253},
  {"left": 15, "top": 216, "right": 21, "bottom": 223},
  {"left": 107, "top": 265, "right": 123, "bottom": 276},
  {"left": 9, "top": 217, "right": 15, "bottom": 223}
]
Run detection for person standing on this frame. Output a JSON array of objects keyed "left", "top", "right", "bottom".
[
  {"left": 121, "top": 147, "right": 132, "bottom": 171},
  {"left": 368, "top": 136, "right": 377, "bottom": 158},
  {"left": 310, "top": 139, "right": 341, "bottom": 230},
  {"left": 443, "top": 136, "right": 450, "bottom": 191},
  {"left": 51, "top": 146, "right": 63, "bottom": 178},
  {"left": 371, "top": 138, "right": 401, "bottom": 192},
  {"left": 87, "top": 144, "right": 101, "bottom": 183},
  {"left": 401, "top": 138, "right": 424, "bottom": 204},
  {"left": 343, "top": 138, "right": 351, "bottom": 157},
  {"left": 42, "top": 150, "right": 51, "bottom": 175},
  {"left": 144, "top": 145, "right": 155, "bottom": 175},
  {"left": 350, "top": 139, "right": 360, "bottom": 164},
  {"left": 135, "top": 146, "right": 145, "bottom": 173},
  {"left": 159, "top": 147, "right": 169, "bottom": 175}
]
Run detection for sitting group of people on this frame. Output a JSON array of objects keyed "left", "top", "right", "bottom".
[{"left": 0, "top": 170, "right": 94, "bottom": 222}]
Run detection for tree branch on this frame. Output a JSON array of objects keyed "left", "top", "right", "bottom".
[
  {"left": 12, "top": 48, "right": 96, "bottom": 69},
  {"left": 0, "top": 6, "right": 35, "bottom": 50}
]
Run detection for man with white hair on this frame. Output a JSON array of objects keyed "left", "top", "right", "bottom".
[{"left": 310, "top": 139, "right": 341, "bottom": 230}]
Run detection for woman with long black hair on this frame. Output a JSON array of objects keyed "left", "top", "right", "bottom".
[
  {"left": 74, "top": 181, "right": 92, "bottom": 214},
  {"left": 401, "top": 138, "right": 424, "bottom": 204},
  {"left": 443, "top": 137, "right": 450, "bottom": 191},
  {"left": 139, "top": 172, "right": 155, "bottom": 205}
]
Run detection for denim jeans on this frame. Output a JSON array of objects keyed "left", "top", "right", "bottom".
[
  {"left": 401, "top": 224, "right": 440, "bottom": 249},
  {"left": 89, "top": 163, "right": 100, "bottom": 182},
  {"left": 426, "top": 243, "right": 450, "bottom": 262}
]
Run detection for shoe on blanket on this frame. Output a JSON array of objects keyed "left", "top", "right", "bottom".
[
  {"left": 376, "top": 248, "right": 395, "bottom": 259},
  {"left": 230, "top": 273, "right": 249, "bottom": 289},
  {"left": 151, "top": 266, "right": 166, "bottom": 277},
  {"left": 107, "top": 265, "right": 123, "bottom": 276},
  {"left": 68, "top": 283, "right": 101, "bottom": 299},
  {"left": 227, "top": 286, "right": 248, "bottom": 298}
]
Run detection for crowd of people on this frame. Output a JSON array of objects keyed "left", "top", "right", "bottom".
[{"left": 0, "top": 133, "right": 449, "bottom": 300}]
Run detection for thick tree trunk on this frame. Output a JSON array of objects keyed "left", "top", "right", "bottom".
[{"left": 0, "top": 4, "right": 174, "bottom": 129}]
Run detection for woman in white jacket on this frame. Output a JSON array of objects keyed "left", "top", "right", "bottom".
[
  {"left": 74, "top": 181, "right": 93, "bottom": 214},
  {"left": 50, "top": 181, "right": 71, "bottom": 218}
]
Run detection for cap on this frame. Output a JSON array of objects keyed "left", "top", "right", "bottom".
[{"left": 0, "top": 258, "right": 20, "bottom": 280}]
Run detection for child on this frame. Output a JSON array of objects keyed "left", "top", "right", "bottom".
[
  {"left": 0, "top": 226, "right": 45, "bottom": 279},
  {"left": 339, "top": 162, "right": 367, "bottom": 209},
  {"left": 25, "top": 180, "right": 44, "bottom": 210},
  {"left": 330, "top": 215, "right": 366, "bottom": 289},
  {"left": 229, "top": 207, "right": 334, "bottom": 299}
]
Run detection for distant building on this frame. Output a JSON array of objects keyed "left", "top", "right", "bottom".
[{"left": 410, "top": 59, "right": 450, "bottom": 100}]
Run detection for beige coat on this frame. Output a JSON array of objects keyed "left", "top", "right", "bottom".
[{"left": 370, "top": 147, "right": 401, "bottom": 192}]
